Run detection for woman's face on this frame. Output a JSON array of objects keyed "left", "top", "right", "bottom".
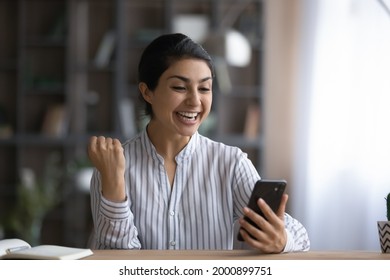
[{"left": 144, "top": 58, "right": 213, "bottom": 138}]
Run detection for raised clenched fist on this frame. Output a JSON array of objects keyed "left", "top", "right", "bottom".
[{"left": 88, "top": 136, "right": 126, "bottom": 202}]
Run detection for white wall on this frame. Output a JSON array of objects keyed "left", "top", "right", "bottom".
[{"left": 263, "top": 0, "right": 390, "bottom": 250}]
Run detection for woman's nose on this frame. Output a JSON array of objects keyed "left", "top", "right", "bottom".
[{"left": 186, "top": 89, "right": 201, "bottom": 106}]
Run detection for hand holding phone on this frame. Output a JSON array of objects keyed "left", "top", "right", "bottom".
[{"left": 237, "top": 179, "right": 287, "bottom": 241}]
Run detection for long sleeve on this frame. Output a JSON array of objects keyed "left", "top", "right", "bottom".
[
  {"left": 90, "top": 170, "right": 141, "bottom": 249},
  {"left": 282, "top": 213, "right": 310, "bottom": 252}
]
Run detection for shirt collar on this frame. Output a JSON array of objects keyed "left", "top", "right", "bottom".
[
  {"left": 176, "top": 131, "right": 198, "bottom": 163},
  {"left": 140, "top": 129, "right": 199, "bottom": 164}
]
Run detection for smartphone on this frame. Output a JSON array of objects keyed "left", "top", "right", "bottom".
[{"left": 237, "top": 179, "right": 287, "bottom": 241}]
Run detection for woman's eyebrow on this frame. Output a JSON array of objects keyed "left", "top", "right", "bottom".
[{"left": 167, "top": 75, "right": 212, "bottom": 83}]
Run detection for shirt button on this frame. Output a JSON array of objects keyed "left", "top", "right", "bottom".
[
  {"left": 169, "top": 211, "right": 175, "bottom": 216},
  {"left": 170, "top": 241, "right": 176, "bottom": 247}
]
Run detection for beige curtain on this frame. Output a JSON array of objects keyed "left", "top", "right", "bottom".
[{"left": 290, "top": 0, "right": 390, "bottom": 250}]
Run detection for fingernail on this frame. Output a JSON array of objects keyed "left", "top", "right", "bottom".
[{"left": 258, "top": 198, "right": 264, "bottom": 204}]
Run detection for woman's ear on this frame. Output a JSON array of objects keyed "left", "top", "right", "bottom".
[{"left": 139, "top": 82, "right": 152, "bottom": 104}]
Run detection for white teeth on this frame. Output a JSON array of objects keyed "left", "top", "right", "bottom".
[{"left": 178, "top": 112, "right": 198, "bottom": 118}]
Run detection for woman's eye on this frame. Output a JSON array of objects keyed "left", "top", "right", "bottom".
[
  {"left": 199, "top": 87, "right": 210, "bottom": 93},
  {"left": 172, "top": 86, "right": 186, "bottom": 91}
]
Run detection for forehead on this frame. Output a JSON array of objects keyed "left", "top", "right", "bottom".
[{"left": 163, "top": 58, "right": 212, "bottom": 79}]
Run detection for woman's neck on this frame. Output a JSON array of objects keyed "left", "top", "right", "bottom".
[{"left": 146, "top": 122, "right": 190, "bottom": 160}]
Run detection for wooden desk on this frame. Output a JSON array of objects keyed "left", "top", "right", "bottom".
[{"left": 85, "top": 250, "right": 390, "bottom": 260}]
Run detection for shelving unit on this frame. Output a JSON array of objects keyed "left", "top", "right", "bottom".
[
  {"left": 0, "top": 1, "right": 18, "bottom": 227},
  {"left": 0, "top": 0, "right": 85, "bottom": 247},
  {"left": 0, "top": 0, "right": 264, "bottom": 247}
]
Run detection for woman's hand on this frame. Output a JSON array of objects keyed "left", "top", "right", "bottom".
[
  {"left": 238, "top": 194, "right": 289, "bottom": 253},
  {"left": 88, "top": 136, "right": 126, "bottom": 202}
]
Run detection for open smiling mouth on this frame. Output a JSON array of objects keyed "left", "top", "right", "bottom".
[{"left": 177, "top": 112, "right": 199, "bottom": 121}]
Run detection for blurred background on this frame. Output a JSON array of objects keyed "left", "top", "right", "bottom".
[{"left": 0, "top": 0, "right": 389, "bottom": 251}]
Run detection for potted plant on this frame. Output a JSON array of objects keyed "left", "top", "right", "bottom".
[
  {"left": 377, "top": 192, "right": 390, "bottom": 253},
  {"left": 5, "top": 152, "right": 63, "bottom": 246}
]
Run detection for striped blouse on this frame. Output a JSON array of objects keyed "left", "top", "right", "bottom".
[{"left": 90, "top": 129, "right": 310, "bottom": 251}]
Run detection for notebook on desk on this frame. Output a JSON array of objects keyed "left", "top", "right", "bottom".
[{"left": 0, "top": 238, "right": 93, "bottom": 260}]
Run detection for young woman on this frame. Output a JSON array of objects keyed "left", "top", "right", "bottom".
[{"left": 88, "top": 33, "right": 310, "bottom": 252}]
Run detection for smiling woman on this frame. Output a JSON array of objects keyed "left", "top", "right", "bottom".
[
  {"left": 140, "top": 59, "right": 213, "bottom": 140},
  {"left": 87, "top": 33, "right": 310, "bottom": 252}
]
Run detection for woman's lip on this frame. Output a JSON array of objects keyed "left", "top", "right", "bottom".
[{"left": 176, "top": 112, "right": 200, "bottom": 123}]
